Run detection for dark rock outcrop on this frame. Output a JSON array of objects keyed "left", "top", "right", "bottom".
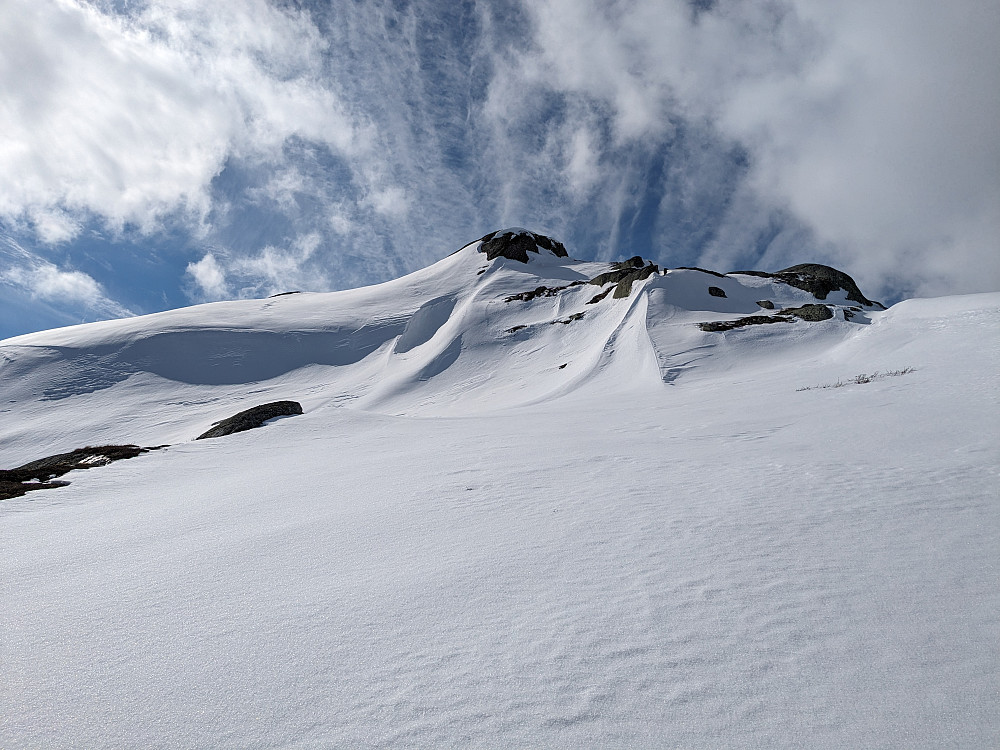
[
  {"left": 506, "top": 285, "right": 566, "bottom": 303},
  {"left": 610, "top": 256, "right": 647, "bottom": 271},
  {"left": 478, "top": 229, "right": 568, "bottom": 263},
  {"left": 589, "top": 260, "right": 660, "bottom": 299},
  {"left": 756, "top": 300, "right": 775, "bottom": 309},
  {"left": 782, "top": 303, "right": 834, "bottom": 321},
  {"left": 699, "top": 303, "right": 835, "bottom": 332},
  {"left": 589, "top": 261, "right": 657, "bottom": 288},
  {"left": 553, "top": 312, "right": 585, "bottom": 325},
  {"left": 708, "top": 286, "right": 727, "bottom": 298},
  {"left": 699, "top": 315, "right": 792, "bottom": 332},
  {"left": 778, "top": 264, "right": 881, "bottom": 307},
  {"left": 586, "top": 287, "right": 614, "bottom": 305},
  {"left": 732, "top": 264, "right": 883, "bottom": 308},
  {"left": 1, "top": 445, "right": 155, "bottom": 500},
  {"left": 196, "top": 401, "right": 303, "bottom": 440},
  {"left": 613, "top": 265, "right": 659, "bottom": 298}
]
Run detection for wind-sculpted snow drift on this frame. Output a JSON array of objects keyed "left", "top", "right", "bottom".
[{"left": 2, "top": 229, "right": 998, "bottom": 748}]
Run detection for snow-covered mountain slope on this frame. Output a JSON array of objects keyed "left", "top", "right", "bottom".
[
  {"left": 4, "top": 230, "right": 888, "bottom": 460},
  {"left": 2, "top": 230, "right": 998, "bottom": 748}
]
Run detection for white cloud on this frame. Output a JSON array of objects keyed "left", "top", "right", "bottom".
[
  {"left": 28, "top": 264, "right": 103, "bottom": 304},
  {"left": 29, "top": 209, "right": 83, "bottom": 245},
  {"left": 246, "top": 168, "right": 309, "bottom": 212},
  {"left": 328, "top": 209, "right": 355, "bottom": 236},
  {"left": 186, "top": 233, "right": 330, "bottom": 301},
  {"left": 185, "top": 252, "right": 229, "bottom": 300},
  {"left": 231, "top": 233, "right": 324, "bottom": 295},
  {"left": 364, "top": 186, "right": 410, "bottom": 218},
  {"left": 0, "top": 235, "right": 132, "bottom": 318},
  {"left": 507, "top": 0, "right": 1000, "bottom": 296},
  {"left": 0, "top": 0, "right": 365, "bottom": 242},
  {"left": 717, "top": 0, "right": 1000, "bottom": 297}
]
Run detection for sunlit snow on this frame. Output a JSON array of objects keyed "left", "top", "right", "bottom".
[{"left": 2, "top": 242, "right": 998, "bottom": 747}]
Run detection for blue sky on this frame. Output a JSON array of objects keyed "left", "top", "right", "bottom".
[{"left": 2, "top": 0, "right": 998, "bottom": 339}]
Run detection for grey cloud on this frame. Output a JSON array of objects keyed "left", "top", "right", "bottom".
[{"left": 515, "top": 0, "right": 1000, "bottom": 298}]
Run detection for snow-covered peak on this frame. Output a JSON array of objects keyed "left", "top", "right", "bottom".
[{"left": 0, "top": 230, "right": 905, "bottom": 456}]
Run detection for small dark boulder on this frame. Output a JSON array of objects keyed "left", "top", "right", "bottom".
[
  {"left": 756, "top": 299, "right": 775, "bottom": 309},
  {"left": 552, "top": 312, "right": 585, "bottom": 324},
  {"left": 782, "top": 304, "right": 834, "bottom": 321},
  {"left": 477, "top": 229, "right": 569, "bottom": 263},
  {"left": 708, "top": 286, "right": 727, "bottom": 298},
  {"left": 196, "top": 401, "right": 303, "bottom": 440}
]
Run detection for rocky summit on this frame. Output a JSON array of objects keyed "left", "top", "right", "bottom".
[{"left": 477, "top": 228, "right": 569, "bottom": 262}]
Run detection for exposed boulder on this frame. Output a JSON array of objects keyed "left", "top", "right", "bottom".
[
  {"left": 611, "top": 256, "right": 647, "bottom": 271},
  {"left": 589, "top": 260, "right": 660, "bottom": 299},
  {"left": 196, "top": 401, "right": 303, "bottom": 440},
  {"left": 699, "top": 315, "right": 792, "bottom": 332},
  {"left": 614, "top": 265, "right": 659, "bottom": 298},
  {"left": 756, "top": 300, "right": 775, "bottom": 309},
  {"left": 778, "top": 264, "right": 881, "bottom": 307},
  {"left": 505, "top": 285, "right": 566, "bottom": 303},
  {"left": 708, "top": 286, "right": 727, "bottom": 298},
  {"left": 1, "top": 445, "right": 156, "bottom": 500},
  {"left": 699, "top": 302, "right": 836, "bottom": 332},
  {"left": 732, "top": 264, "right": 882, "bottom": 308},
  {"left": 0, "top": 478, "right": 66, "bottom": 501},
  {"left": 782, "top": 304, "right": 834, "bottom": 321},
  {"left": 589, "top": 261, "right": 657, "bottom": 288},
  {"left": 553, "top": 312, "right": 585, "bottom": 324},
  {"left": 478, "top": 229, "right": 569, "bottom": 263},
  {"left": 586, "top": 287, "right": 614, "bottom": 305}
]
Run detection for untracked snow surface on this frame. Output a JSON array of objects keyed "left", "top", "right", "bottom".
[{"left": 1, "top": 240, "right": 998, "bottom": 748}]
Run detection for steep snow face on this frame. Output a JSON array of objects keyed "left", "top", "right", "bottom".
[
  {"left": 1, "top": 238, "right": 998, "bottom": 747},
  {"left": 1, "top": 241, "right": 883, "bottom": 456}
]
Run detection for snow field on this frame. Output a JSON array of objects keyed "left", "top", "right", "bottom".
[{"left": 1, "top": 245, "right": 998, "bottom": 747}]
